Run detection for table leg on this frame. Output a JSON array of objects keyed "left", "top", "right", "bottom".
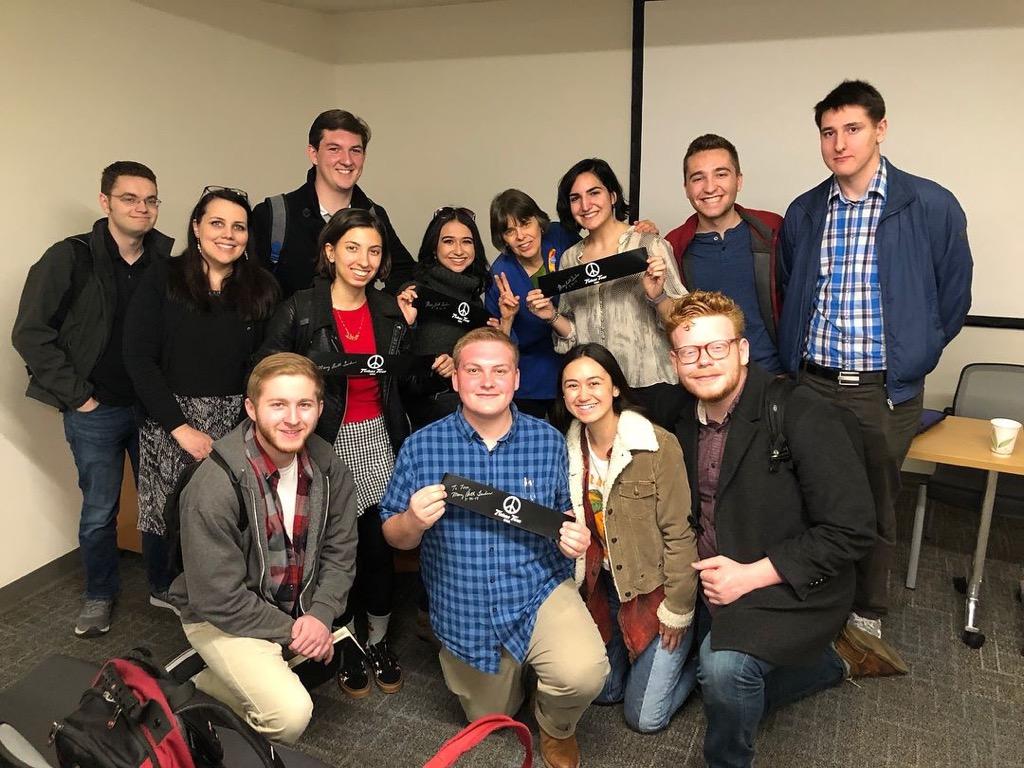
[
  {"left": 962, "top": 470, "right": 999, "bottom": 643},
  {"left": 906, "top": 483, "right": 927, "bottom": 589}
]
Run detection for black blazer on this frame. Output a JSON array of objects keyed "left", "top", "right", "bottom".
[
  {"left": 674, "top": 363, "right": 875, "bottom": 665},
  {"left": 257, "top": 278, "right": 411, "bottom": 451}
]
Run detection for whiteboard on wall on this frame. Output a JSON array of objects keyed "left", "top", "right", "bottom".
[{"left": 638, "top": 2, "right": 1023, "bottom": 319}]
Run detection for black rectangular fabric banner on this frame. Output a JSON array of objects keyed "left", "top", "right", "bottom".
[
  {"left": 536, "top": 247, "right": 649, "bottom": 297},
  {"left": 413, "top": 286, "right": 491, "bottom": 328},
  {"left": 441, "top": 473, "right": 569, "bottom": 540},
  {"left": 308, "top": 352, "right": 434, "bottom": 378}
]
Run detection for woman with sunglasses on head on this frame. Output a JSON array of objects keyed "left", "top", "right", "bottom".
[
  {"left": 526, "top": 159, "right": 686, "bottom": 429},
  {"left": 556, "top": 343, "right": 698, "bottom": 734},
  {"left": 256, "top": 208, "right": 425, "bottom": 698},
  {"left": 124, "top": 186, "right": 279, "bottom": 605},
  {"left": 397, "top": 206, "right": 490, "bottom": 430}
]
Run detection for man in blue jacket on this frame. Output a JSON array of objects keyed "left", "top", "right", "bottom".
[{"left": 778, "top": 80, "right": 973, "bottom": 650}]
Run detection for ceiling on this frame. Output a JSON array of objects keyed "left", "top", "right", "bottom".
[{"left": 264, "top": 0, "right": 496, "bottom": 11}]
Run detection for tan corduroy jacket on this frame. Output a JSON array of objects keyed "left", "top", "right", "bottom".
[{"left": 567, "top": 410, "right": 697, "bottom": 629}]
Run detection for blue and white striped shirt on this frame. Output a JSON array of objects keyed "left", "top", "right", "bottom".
[
  {"left": 380, "top": 406, "right": 572, "bottom": 674},
  {"left": 805, "top": 158, "right": 888, "bottom": 371}
]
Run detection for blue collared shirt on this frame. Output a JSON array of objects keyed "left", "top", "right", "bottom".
[
  {"left": 805, "top": 157, "right": 888, "bottom": 371},
  {"left": 689, "top": 221, "right": 782, "bottom": 373},
  {"left": 379, "top": 406, "right": 572, "bottom": 674}
]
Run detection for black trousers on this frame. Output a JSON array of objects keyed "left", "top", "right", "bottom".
[
  {"left": 630, "top": 382, "right": 687, "bottom": 431},
  {"left": 799, "top": 371, "right": 923, "bottom": 618},
  {"left": 337, "top": 506, "right": 394, "bottom": 627}
]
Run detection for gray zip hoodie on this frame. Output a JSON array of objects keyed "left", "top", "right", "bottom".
[{"left": 169, "top": 419, "right": 358, "bottom": 643}]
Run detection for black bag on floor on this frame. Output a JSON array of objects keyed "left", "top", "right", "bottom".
[{"left": 50, "top": 648, "right": 284, "bottom": 768}]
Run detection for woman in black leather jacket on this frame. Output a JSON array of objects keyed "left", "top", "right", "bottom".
[{"left": 257, "top": 208, "right": 441, "bottom": 700}]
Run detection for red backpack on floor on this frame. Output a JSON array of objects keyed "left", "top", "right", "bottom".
[
  {"left": 51, "top": 649, "right": 282, "bottom": 768},
  {"left": 423, "top": 715, "right": 532, "bottom": 768}
]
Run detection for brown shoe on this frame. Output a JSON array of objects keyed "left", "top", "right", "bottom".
[
  {"left": 539, "top": 728, "right": 580, "bottom": 768},
  {"left": 835, "top": 624, "right": 909, "bottom": 677}
]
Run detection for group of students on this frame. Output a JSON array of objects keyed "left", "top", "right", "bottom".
[{"left": 12, "top": 77, "right": 974, "bottom": 768}]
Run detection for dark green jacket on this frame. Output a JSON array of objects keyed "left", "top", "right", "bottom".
[{"left": 12, "top": 218, "right": 173, "bottom": 410}]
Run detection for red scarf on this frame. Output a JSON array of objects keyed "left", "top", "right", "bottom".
[{"left": 579, "top": 428, "right": 664, "bottom": 660}]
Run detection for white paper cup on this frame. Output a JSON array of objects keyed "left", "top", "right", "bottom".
[{"left": 990, "top": 418, "right": 1022, "bottom": 455}]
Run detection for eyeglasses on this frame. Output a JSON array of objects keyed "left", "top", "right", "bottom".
[
  {"left": 502, "top": 218, "right": 536, "bottom": 239},
  {"left": 671, "top": 338, "right": 740, "bottom": 365},
  {"left": 433, "top": 206, "right": 475, "bottom": 221},
  {"left": 108, "top": 193, "right": 161, "bottom": 209},
  {"left": 202, "top": 185, "right": 249, "bottom": 201}
]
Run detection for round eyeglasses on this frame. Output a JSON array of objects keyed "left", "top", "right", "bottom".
[{"left": 671, "top": 338, "right": 740, "bottom": 365}]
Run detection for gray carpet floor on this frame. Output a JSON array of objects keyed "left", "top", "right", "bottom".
[{"left": 2, "top": 479, "right": 1022, "bottom": 767}]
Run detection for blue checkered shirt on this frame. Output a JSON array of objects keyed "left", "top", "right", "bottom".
[
  {"left": 380, "top": 406, "right": 572, "bottom": 674},
  {"left": 805, "top": 157, "right": 888, "bottom": 371}
]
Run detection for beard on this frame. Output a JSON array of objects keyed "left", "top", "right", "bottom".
[{"left": 681, "top": 364, "right": 745, "bottom": 406}]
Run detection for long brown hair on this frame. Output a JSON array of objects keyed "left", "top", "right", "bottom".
[{"left": 167, "top": 188, "right": 279, "bottom": 320}]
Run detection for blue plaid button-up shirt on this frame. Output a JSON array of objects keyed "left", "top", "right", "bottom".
[
  {"left": 380, "top": 406, "right": 572, "bottom": 674},
  {"left": 805, "top": 157, "right": 889, "bottom": 371}
]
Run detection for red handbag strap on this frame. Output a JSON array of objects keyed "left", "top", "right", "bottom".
[{"left": 423, "top": 715, "right": 533, "bottom": 768}]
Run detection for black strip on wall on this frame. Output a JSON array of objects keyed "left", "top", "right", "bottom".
[
  {"left": 965, "top": 315, "right": 1024, "bottom": 330},
  {"left": 628, "top": 0, "right": 646, "bottom": 221}
]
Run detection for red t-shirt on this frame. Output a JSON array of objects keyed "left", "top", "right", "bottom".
[{"left": 332, "top": 303, "right": 383, "bottom": 423}]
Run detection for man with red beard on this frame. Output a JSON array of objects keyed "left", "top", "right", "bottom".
[
  {"left": 668, "top": 291, "right": 876, "bottom": 768},
  {"left": 168, "top": 353, "right": 358, "bottom": 744}
]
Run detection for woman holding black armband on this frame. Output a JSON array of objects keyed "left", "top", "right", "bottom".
[
  {"left": 124, "top": 186, "right": 278, "bottom": 607},
  {"left": 257, "top": 208, "right": 438, "bottom": 699},
  {"left": 526, "top": 159, "right": 686, "bottom": 429}
]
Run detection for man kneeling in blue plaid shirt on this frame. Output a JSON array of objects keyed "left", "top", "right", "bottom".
[{"left": 381, "top": 327, "right": 608, "bottom": 768}]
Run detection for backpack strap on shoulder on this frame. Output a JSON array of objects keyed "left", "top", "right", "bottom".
[
  {"left": 207, "top": 449, "right": 247, "bottom": 532},
  {"left": 52, "top": 236, "right": 94, "bottom": 329},
  {"left": 765, "top": 377, "right": 793, "bottom": 473},
  {"left": 266, "top": 194, "right": 287, "bottom": 271}
]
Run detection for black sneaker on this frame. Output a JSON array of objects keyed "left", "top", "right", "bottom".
[
  {"left": 366, "top": 639, "right": 403, "bottom": 694},
  {"left": 336, "top": 639, "right": 370, "bottom": 699}
]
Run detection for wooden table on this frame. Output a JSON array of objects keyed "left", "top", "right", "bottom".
[{"left": 905, "top": 416, "right": 1024, "bottom": 646}]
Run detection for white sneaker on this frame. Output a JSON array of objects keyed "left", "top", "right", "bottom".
[{"left": 848, "top": 612, "right": 882, "bottom": 638}]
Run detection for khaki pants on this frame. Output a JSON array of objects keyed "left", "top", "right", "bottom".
[
  {"left": 438, "top": 580, "right": 609, "bottom": 738},
  {"left": 182, "top": 621, "right": 313, "bottom": 745}
]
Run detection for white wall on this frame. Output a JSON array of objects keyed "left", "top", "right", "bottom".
[
  {"left": 329, "top": 0, "right": 633, "bottom": 253},
  {"left": 0, "top": 0, "right": 332, "bottom": 588}
]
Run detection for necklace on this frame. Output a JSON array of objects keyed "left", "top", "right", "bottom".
[{"left": 336, "top": 308, "right": 365, "bottom": 341}]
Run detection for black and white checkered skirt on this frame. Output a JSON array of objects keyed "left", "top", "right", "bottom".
[{"left": 332, "top": 415, "right": 395, "bottom": 515}]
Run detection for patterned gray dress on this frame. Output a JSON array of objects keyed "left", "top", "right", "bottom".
[{"left": 136, "top": 393, "right": 244, "bottom": 535}]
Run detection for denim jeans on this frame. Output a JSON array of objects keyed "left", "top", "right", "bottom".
[
  {"left": 63, "top": 403, "right": 139, "bottom": 600},
  {"left": 697, "top": 617, "right": 844, "bottom": 768},
  {"left": 593, "top": 573, "right": 697, "bottom": 733}
]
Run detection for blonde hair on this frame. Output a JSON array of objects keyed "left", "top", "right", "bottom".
[
  {"left": 247, "top": 353, "right": 324, "bottom": 402},
  {"left": 665, "top": 290, "right": 746, "bottom": 341},
  {"left": 452, "top": 327, "right": 519, "bottom": 366}
]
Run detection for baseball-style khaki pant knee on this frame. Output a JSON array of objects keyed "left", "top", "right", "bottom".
[
  {"left": 183, "top": 621, "right": 313, "bottom": 745},
  {"left": 438, "top": 580, "right": 609, "bottom": 738}
]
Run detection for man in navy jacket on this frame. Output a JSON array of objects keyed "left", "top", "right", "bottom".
[{"left": 778, "top": 80, "right": 973, "bottom": 648}]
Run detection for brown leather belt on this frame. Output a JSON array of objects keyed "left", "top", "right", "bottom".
[{"left": 801, "top": 361, "right": 886, "bottom": 387}]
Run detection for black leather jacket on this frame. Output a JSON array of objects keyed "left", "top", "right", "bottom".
[{"left": 257, "top": 278, "right": 410, "bottom": 450}]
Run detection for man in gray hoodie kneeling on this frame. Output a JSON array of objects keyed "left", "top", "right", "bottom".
[{"left": 169, "top": 352, "right": 358, "bottom": 744}]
